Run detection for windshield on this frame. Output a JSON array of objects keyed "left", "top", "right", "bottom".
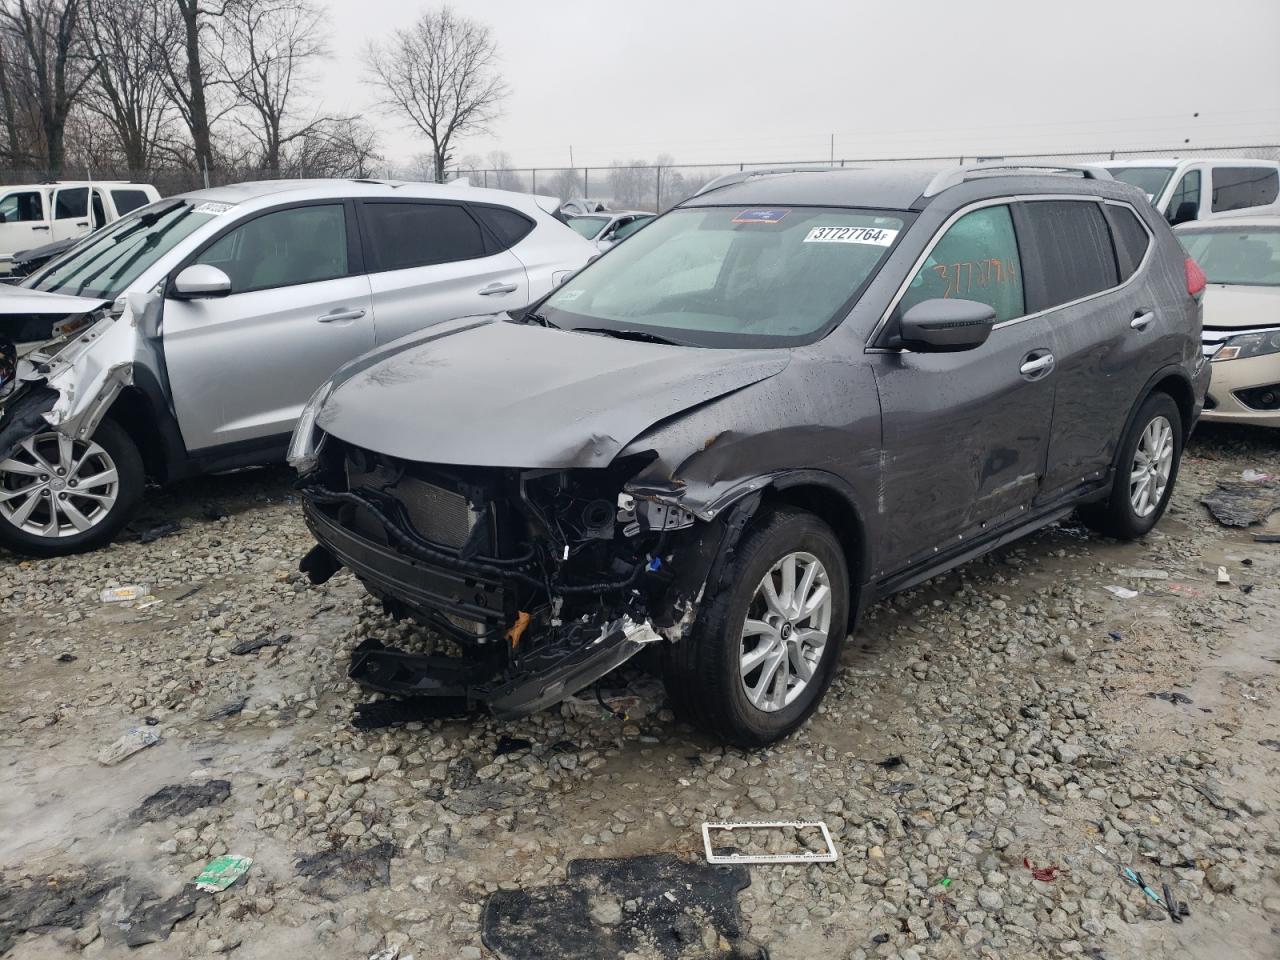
[
  {"left": 1179, "top": 227, "right": 1280, "bottom": 286},
  {"left": 540, "top": 206, "right": 908, "bottom": 347},
  {"left": 611, "top": 216, "right": 652, "bottom": 241},
  {"left": 566, "top": 215, "right": 608, "bottom": 239},
  {"left": 24, "top": 200, "right": 219, "bottom": 299},
  {"left": 1106, "top": 166, "right": 1175, "bottom": 201}
]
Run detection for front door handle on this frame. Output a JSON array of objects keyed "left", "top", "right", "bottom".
[
  {"left": 32, "top": 225, "right": 49, "bottom": 231},
  {"left": 75, "top": 220, "right": 88, "bottom": 227},
  {"left": 1019, "top": 352, "right": 1056, "bottom": 379},
  {"left": 1131, "top": 310, "right": 1154, "bottom": 331},
  {"left": 317, "top": 308, "right": 367, "bottom": 323},
  {"left": 478, "top": 282, "right": 518, "bottom": 296}
]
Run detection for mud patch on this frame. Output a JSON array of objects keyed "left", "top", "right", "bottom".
[
  {"left": 0, "top": 872, "right": 120, "bottom": 954},
  {"left": 294, "top": 841, "right": 397, "bottom": 897},
  {"left": 131, "top": 780, "right": 232, "bottom": 823}
]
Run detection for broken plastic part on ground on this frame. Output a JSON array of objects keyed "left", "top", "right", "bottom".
[{"left": 701, "top": 821, "right": 839, "bottom": 865}]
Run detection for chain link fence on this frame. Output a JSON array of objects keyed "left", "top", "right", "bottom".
[{"left": 4, "top": 144, "right": 1278, "bottom": 210}]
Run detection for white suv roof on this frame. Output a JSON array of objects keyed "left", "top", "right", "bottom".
[{"left": 180, "top": 179, "right": 562, "bottom": 216}]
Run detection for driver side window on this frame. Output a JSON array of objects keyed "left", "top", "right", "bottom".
[
  {"left": 898, "top": 205, "right": 1024, "bottom": 323},
  {"left": 195, "top": 204, "right": 348, "bottom": 294}
]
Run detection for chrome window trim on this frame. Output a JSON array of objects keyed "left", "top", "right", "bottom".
[{"left": 865, "top": 193, "right": 1156, "bottom": 352}]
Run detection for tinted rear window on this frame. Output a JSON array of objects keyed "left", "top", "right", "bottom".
[
  {"left": 361, "top": 202, "right": 487, "bottom": 271},
  {"left": 1018, "top": 200, "right": 1119, "bottom": 311},
  {"left": 1211, "top": 167, "right": 1279, "bottom": 212},
  {"left": 111, "top": 189, "right": 151, "bottom": 214},
  {"left": 471, "top": 204, "right": 534, "bottom": 248},
  {"left": 1102, "top": 204, "right": 1151, "bottom": 281}
]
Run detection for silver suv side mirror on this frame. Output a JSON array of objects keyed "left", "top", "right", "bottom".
[{"left": 172, "top": 264, "right": 232, "bottom": 299}]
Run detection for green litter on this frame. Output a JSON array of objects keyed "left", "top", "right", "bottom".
[
  {"left": 939, "top": 878, "right": 952, "bottom": 888},
  {"left": 194, "top": 855, "right": 252, "bottom": 892}
]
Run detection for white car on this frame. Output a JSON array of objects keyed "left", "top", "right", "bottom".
[
  {"left": 0, "top": 179, "right": 595, "bottom": 555},
  {"left": 0, "top": 181, "right": 160, "bottom": 274},
  {"left": 565, "top": 210, "right": 655, "bottom": 251},
  {"left": 1097, "top": 159, "right": 1280, "bottom": 226}
]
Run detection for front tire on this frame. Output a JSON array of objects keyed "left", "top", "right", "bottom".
[
  {"left": 0, "top": 419, "right": 144, "bottom": 557},
  {"left": 663, "top": 507, "right": 849, "bottom": 748},
  {"left": 1079, "top": 392, "right": 1183, "bottom": 541}
]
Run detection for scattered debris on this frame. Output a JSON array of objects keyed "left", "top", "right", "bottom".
[
  {"left": 1253, "top": 532, "right": 1280, "bottom": 543},
  {"left": 97, "top": 727, "right": 161, "bottom": 765},
  {"left": 229, "top": 633, "right": 292, "bottom": 655},
  {"left": 1116, "top": 568, "right": 1169, "bottom": 580},
  {"left": 1201, "top": 478, "right": 1280, "bottom": 527},
  {"left": 494, "top": 736, "right": 532, "bottom": 756},
  {"left": 1241, "top": 468, "right": 1272, "bottom": 482},
  {"left": 1147, "top": 691, "right": 1193, "bottom": 705},
  {"left": 1121, "top": 867, "right": 1164, "bottom": 905},
  {"left": 55, "top": 652, "right": 76, "bottom": 663},
  {"left": 193, "top": 855, "right": 252, "bottom": 893},
  {"left": 702, "top": 821, "right": 839, "bottom": 865},
  {"left": 100, "top": 584, "right": 150, "bottom": 604},
  {"left": 171, "top": 584, "right": 205, "bottom": 603},
  {"left": 351, "top": 696, "right": 470, "bottom": 729},
  {"left": 876, "top": 755, "right": 904, "bottom": 769},
  {"left": 1258, "top": 739, "right": 1280, "bottom": 752},
  {"left": 295, "top": 842, "right": 396, "bottom": 897},
  {"left": 939, "top": 877, "right": 953, "bottom": 888},
  {"left": 123, "top": 888, "right": 206, "bottom": 946},
  {"left": 482, "top": 854, "right": 766, "bottom": 960},
  {"left": 1023, "top": 857, "right": 1061, "bottom": 882},
  {"left": 204, "top": 696, "right": 249, "bottom": 720},
  {"left": 0, "top": 872, "right": 122, "bottom": 955},
  {"left": 1241, "top": 584, "right": 1255, "bottom": 594},
  {"left": 1217, "top": 565, "right": 1231, "bottom": 584},
  {"left": 1162, "top": 882, "right": 1184, "bottom": 923},
  {"left": 1104, "top": 585, "right": 1139, "bottom": 599},
  {"left": 132, "top": 780, "right": 231, "bottom": 823},
  {"left": 443, "top": 782, "right": 532, "bottom": 815},
  {"left": 130, "top": 519, "right": 182, "bottom": 544}
]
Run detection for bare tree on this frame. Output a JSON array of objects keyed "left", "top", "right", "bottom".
[
  {"left": 365, "top": 5, "right": 507, "bottom": 183},
  {"left": 485, "top": 149, "right": 521, "bottom": 190},
  {"left": 0, "top": 29, "right": 28, "bottom": 162},
  {"left": 81, "top": 0, "right": 173, "bottom": 170},
  {"left": 0, "top": 0, "right": 92, "bottom": 176},
  {"left": 163, "top": 0, "right": 225, "bottom": 175},
  {"left": 282, "top": 116, "right": 381, "bottom": 178},
  {"left": 218, "top": 0, "right": 335, "bottom": 173}
]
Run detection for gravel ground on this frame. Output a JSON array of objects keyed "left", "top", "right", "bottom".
[{"left": 2, "top": 424, "right": 1278, "bottom": 960}]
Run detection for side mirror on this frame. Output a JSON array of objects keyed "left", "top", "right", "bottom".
[
  {"left": 1169, "top": 200, "right": 1198, "bottom": 226},
  {"left": 171, "top": 264, "right": 231, "bottom": 299},
  {"left": 894, "top": 298, "right": 996, "bottom": 352}
]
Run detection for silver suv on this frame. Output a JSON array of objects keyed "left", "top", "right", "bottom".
[{"left": 0, "top": 179, "right": 595, "bottom": 555}]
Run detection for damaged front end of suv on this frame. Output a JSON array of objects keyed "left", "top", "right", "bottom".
[{"left": 292, "top": 315, "right": 791, "bottom": 719}]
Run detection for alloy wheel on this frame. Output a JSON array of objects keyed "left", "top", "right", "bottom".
[
  {"left": 1129, "top": 415, "right": 1174, "bottom": 519},
  {"left": 0, "top": 432, "right": 120, "bottom": 538},
  {"left": 739, "top": 551, "right": 832, "bottom": 712}
]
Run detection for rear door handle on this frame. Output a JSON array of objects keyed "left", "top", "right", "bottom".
[
  {"left": 1019, "top": 352, "right": 1056, "bottom": 379},
  {"left": 317, "top": 308, "right": 366, "bottom": 323},
  {"left": 1131, "top": 310, "right": 1154, "bottom": 331},
  {"left": 75, "top": 221, "right": 88, "bottom": 227},
  {"left": 478, "top": 282, "right": 518, "bottom": 296}
]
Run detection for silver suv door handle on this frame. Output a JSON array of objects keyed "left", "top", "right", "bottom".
[
  {"left": 317, "top": 308, "right": 366, "bottom": 323},
  {"left": 1019, "top": 353, "right": 1055, "bottom": 378},
  {"left": 1131, "top": 311, "right": 1154, "bottom": 331},
  {"left": 478, "top": 282, "right": 518, "bottom": 296}
]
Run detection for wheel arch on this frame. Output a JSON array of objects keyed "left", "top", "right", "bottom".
[{"left": 101, "top": 369, "right": 188, "bottom": 484}]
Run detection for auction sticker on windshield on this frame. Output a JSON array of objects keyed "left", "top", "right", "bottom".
[
  {"left": 192, "top": 201, "right": 235, "bottom": 216},
  {"left": 803, "top": 226, "right": 898, "bottom": 245},
  {"left": 733, "top": 209, "right": 790, "bottom": 224}
]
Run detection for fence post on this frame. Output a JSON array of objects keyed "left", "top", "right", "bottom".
[
  {"left": 531, "top": 169, "right": 537, "bottom": 193},
  {"left": 656, "top": 166, "right": 662, "bottom": 211},
  {"left": 584, "top": 168, "right": 589, "bottom": 196},
  {"left": 483, "top": 170, "right": 488, "bottom": 188}
]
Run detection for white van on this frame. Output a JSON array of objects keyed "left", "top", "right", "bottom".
[
  {"left": 0, "top": 181, "right": 161, "bottom": 274},
  {"left": 1098, "top": 159, "right": 1280, "bottom": 226}
]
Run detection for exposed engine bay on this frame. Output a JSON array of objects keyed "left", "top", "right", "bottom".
[{"left": 297, "top": 436, "right": 756, "bottom": 718}]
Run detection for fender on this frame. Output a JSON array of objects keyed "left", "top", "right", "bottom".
[{"left": 1113, "top": 362, "right": 1198, "bottom": 468}]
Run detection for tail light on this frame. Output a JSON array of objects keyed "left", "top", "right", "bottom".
[{"left": 1185, "top": 257, "right": 1207, "bottom": 298}]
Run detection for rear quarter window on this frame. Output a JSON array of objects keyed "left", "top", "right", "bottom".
[
  {"left": 111, "top": 189, "right": 152, "bottom": 215},
  {"left": 1211, "top": 167, "right": 1280, "bottom": 213},
  {"left": 471, "top": 204, "right": 535, "bottom": 249},
  {"left": 1016, "top": 200, "right": 1119, "bottom": 311},
  {"left": 1101, "top": 204, "right": 1151, "bottom": 281}
]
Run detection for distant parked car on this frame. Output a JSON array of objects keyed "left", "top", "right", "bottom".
[
  {"left": 0, "top": 181, "right": 159, "bottom": 275},
  {"left": 1177, "top": 216, "right": 1280, "bottom": 427},
  {"left": 1096, "top": 159, "right": 1280, "bottom": 226},
  {"left": 0, "top": 179, "right": 596, "bottom": 555},
  {"left": 566, "top": 210, "right": 655, "bottom": 250},
  {"left": 560, "top": 197, "right": 611, "bottom": 216}
]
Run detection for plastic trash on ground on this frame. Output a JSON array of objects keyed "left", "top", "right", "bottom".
[
  {"left": 100, "top": 584, "right": 152, "bottom": 603},
  {"left": 193, "top": 855, "right": 252, "bottom": 892},
  {"left": 97, "top": 727, "right": 161, "bottom": 765}
]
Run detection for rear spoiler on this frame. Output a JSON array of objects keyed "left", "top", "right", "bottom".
[{"left": 531, "top": 194, "right": 561, "bottom": 216}]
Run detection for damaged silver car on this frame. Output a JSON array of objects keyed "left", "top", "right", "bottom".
[
  {"left": 0, "top": 180, "right": 594, "bottom": 555},
  {"left": 293, "top": 164, "right": 1210, "bottom": 746}
]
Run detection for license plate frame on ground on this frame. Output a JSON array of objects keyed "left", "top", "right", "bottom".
[{"left": 701, "top": 820, "right": 839, "bottom": 864}]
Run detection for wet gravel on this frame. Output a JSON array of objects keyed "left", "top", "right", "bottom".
[{"left": 2, "top": 425, "right": 1278, "bottom": 959}]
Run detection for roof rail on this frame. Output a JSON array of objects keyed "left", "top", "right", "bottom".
[
  {"left": 921, "top": 163, "right": 1112, "bottom": 198},
  {"left": 693, "top": 165, "right": 849, "bottom": 198}
]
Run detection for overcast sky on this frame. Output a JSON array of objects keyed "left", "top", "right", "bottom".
[{"left": 318, "top": 0, "right": 1280, "bottom": 171}]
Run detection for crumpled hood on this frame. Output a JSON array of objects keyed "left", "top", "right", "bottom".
[
  {"left": 317, "top": 316, "right": 791, "bottom": 468},
  {"left": 0, "top": 283, "right": 109, "bottom": 317},
  {"left": 1201, "top": 284, "right": 1280, "bottom": 329}
]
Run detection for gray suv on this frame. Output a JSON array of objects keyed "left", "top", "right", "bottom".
[{"left": 292, "top": 164, "right": 1210, "bottom": 747}]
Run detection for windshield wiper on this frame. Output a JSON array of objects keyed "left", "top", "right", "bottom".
[
  {"left": 521, "top": 312, "right": 559, "bottom": 329},
  {"left": 572, "top": 326, "right": 688, "bottom": 346}
]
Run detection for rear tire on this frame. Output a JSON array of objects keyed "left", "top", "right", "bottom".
[
  {"left": 662, "top": 507, "right": 849, "bottom": 748},
  {"left": 0, "top": 419, "right": 144, "bottom": 557},
  {"left": 1078, "top": 392, "right": 1182, "bottom": 541}
]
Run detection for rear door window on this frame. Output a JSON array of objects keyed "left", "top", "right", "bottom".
[
  {"left": 470, "top": 204, "right": 534, "bottom": 249},
  {"left": 898, "top": 204, "right": 1024, "bottom": 323},
  {"left": 360, "top": 201, "right": 488, "bottom": 272},
  {"left": 1210, "top": 167, "right": 1280, "bottom": 212},
  {"left": 1015, "top": 200, "right": 1118, "bottom": 312},
  {"left": 1166, "top": 170, "right": 1201, "bottom": 224},
  {"left": 54, "top": 187, "right": 89, "bottom": 219},
  {"left": 1101, "top": 204, "right": 1151, "bottom": 281}
]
